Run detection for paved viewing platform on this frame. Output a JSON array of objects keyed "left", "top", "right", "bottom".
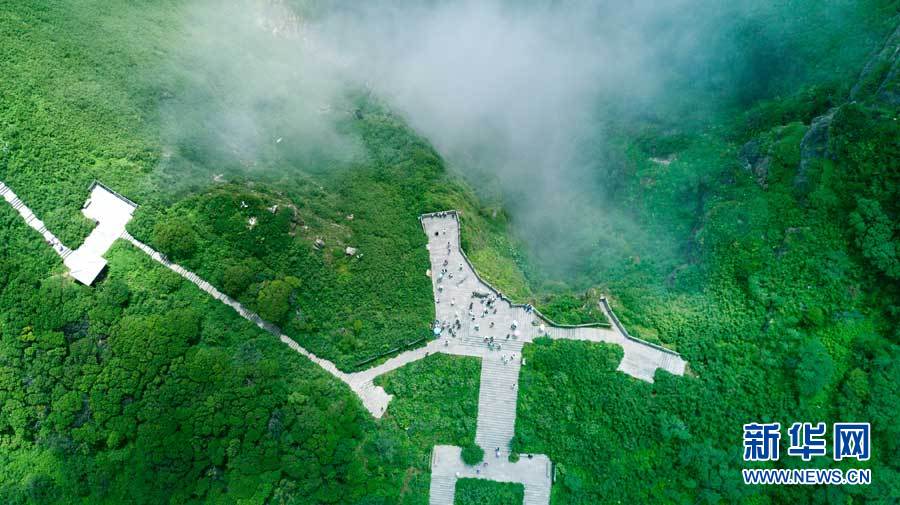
[
  {"left": 0, "top": 180, "right": 137, "bottom": 285},
  {"left": 64, "top": 183, "right": 138, "bottom": 285},
  {"left": 418, "top": 211, "right": 686, "bottom": 505},
  {"left": 1, "top": 182, "right": 687, "bottom": 505},
  {"left": 429, "top": 445, "right": 551, "bottom": 505}
]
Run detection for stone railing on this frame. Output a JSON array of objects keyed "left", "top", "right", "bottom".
[
  {"left": 353, "top": 336, "right": 429, "bottom": 368},
  {"left": 419, "top": 210, "right": 612, "bottom": 330},
  {"left": 87, "top": 180, "right": 139, "bottom": 209},
  {"left": 598, "top": 296, "right": 681, "bottom": 356}
]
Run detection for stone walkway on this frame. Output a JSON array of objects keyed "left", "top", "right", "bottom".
[
  {"left": 122, "top": 230, "right": 393, "bottom": 417},
  {"left": 2, "top": 182, "right": 688, "bottom": 505},
  {"left": 429, "top": 445, "right": 551, "bottom": 505},
  {"left": 0, "top": 181, "right": 72, "bottom": 258},
  {"left": 64, "top": 183, "right": 138, "bottom": 285},
  {"left": 417, "top": 211, "right": 687, "bottom": 505}
]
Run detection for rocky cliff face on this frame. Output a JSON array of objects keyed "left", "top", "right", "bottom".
[
  {"left": 850, "top": 23, "right": 900, "bottom": 106},
  {"left": 793, "top": 108, "right": 835, "bottom": 192},
  {"left": 792, "top": 19, "right": 900, "bottom": 191}
]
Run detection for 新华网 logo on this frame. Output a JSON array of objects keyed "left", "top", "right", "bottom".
[{"left": 740, "top": 422, "right": 872, "bottom": 486}]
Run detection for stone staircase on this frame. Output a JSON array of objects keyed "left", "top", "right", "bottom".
[
  {"left": 446, "top": 335, "right": 488, "bottom": 353},
  {"left": 1, "top": 180, "right": 72, "bottom": 258},
  {"left": 658, "top": 351, "right": 677, "bottom": 373},
  {"left": 475, "top": 354, "right": 522, "bottom": 455},
  {"left": 524, "top": 479, "right": 552, "bottom": 505},
  {"left": 427, "top": 472, "right": 457, "bottom": 505}
]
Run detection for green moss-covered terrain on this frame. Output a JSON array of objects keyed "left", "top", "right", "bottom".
[{"left": 1, "top": 0, "right": 898, "bottom": 503}]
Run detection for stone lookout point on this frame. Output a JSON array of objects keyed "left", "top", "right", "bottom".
[
  {"left": 0, "top": 181, "right": 688, "bottom": 505},
  {"left": 64, "top": 182, "right": 138, "bottom": 285}
]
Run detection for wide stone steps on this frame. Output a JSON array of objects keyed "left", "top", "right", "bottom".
[
  {"left": 659, "top": 351, "right": 675, "bottom": 372},
  {"left": 524, "top": 483, "right": 552, "bottom": 505},
  {"left": 440, "top": 326, "right": 526, "bottom": 357},
  {"left": 475, "top": 357, "right": 522, "bottom": 452},
  {"left": 428, "top": 473, "right": 456, "bottom": 505}
]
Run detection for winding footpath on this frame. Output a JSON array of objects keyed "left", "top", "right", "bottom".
[{"left": 1, "top": 181, "right": 687, "bottom": 505}]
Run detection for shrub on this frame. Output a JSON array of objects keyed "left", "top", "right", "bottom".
[
  {"left": 455, "top": 478, "right": 524, "bottom": 505},
  {"left": 460, "top": 444, "right": 484, "bottom": 466},
  {"left": 222, "top": 262, "right": 255, "bottom": 296},
  {"left": 257, "top": 277, "right": 300, "bottom": 325},
  {"left": 152, "top": 218, "right": 198, "bottom": 261}
]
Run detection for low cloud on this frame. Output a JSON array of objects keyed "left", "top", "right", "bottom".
[{"left": 163, "top": 0, "right": 854, "bottom": 285}]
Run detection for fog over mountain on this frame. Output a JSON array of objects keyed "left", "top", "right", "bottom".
[{"left": 167, "top": 0, "right": 861, "bottom": 284}]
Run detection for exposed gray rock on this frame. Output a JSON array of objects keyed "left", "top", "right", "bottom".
[
  {"left": 739, "top": 138, "right": 771, "bottom": 188},
  {"left": 851, "top": 23, "right": 900, "bottom": 105},
  {"left": 795, "top": 108, "right": 836, "bottom": 191},
  {"left": 790, "top": 21, "right": 900, "bottom": 193},
  {"left": 877, "top": 52, "right": 900, "bottom": 106}
]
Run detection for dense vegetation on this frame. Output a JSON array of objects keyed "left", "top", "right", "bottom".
[
  {"left": 0, "top": 0, "right": 598, "bottom": 372},
  {"left": 454, "top": 479, "right": 524, "bottom": 505},
  {"left": 0, "top": 212, "right": 483, "bottom": 502},
  {"left": 1, "top": 0, "right": 898, "bottom": 504},
  {"left": 535, "top": 292, "right": 607, "bottom": 326},
  {"left": 0, "top": 219, "right": 376, "bottom": 503},
  {"left": 0, "top": 2, "right": 486, "bottom": 500},
  {"left": 514, "top": 7, "right": 900, "bottom": 503}
]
